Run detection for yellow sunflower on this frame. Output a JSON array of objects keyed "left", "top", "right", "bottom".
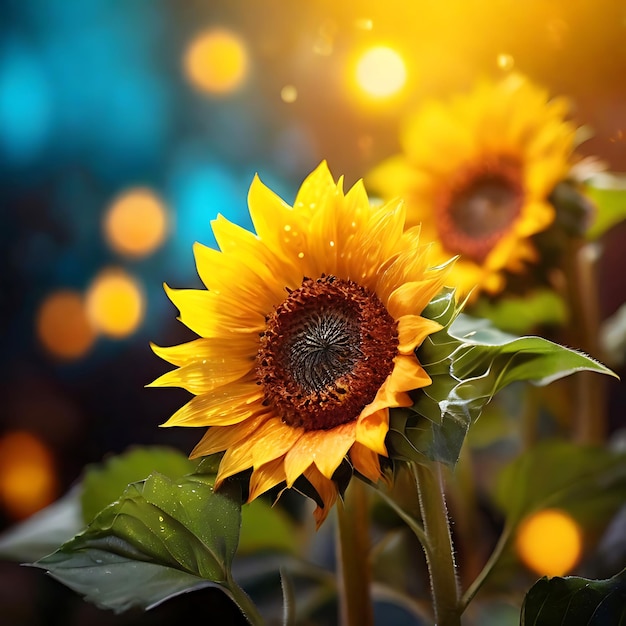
[
  {"left": 366, "top": 73, "right": 578, "bottom": 299},
  {"left": 150, "top": 162, "right": 452, "bottom": 526}
]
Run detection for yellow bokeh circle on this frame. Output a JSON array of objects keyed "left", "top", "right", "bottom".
[
  {"left": 0, "top": 431, "right": 58, "bottom": 520},
  {"left": 355, "top": 45, "right": 407, "bottom": 99},
  {"left": 515, "top": 508, "right": 583, "bottom": 577},
  {"left": 85, "top": 268, "right": 145, "bottom": 338},
  {"left": 184, "top": 28, "right": 249, "bottom": 95},
  {"left": 36, "top": 289, "right": 96, "bottom": 360},
  {"left": 104, "top": 188, "right": 169, "bottom": 258}
]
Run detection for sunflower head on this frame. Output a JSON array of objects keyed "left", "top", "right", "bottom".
[
  {"left": 366, "top": 73, "right": 579, "bottom": 300},
  {"left": 150, "top": 162, "right": 453, "bottom": 527}
]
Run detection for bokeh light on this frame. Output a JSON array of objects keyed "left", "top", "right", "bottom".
[
  {"left": 280, "top": 85, "right": 298, "bottom": 104},
  {"left": 103, "top": 188, "right": 169, "bottom": 258},
  {"left": 36, "top": 290, "right": 96, "bottom": 361},
  {"left": 85, "top": 268, "right": 145, "bottom": 339},
  {"left": 354, "top": 45, "right": 407, "bottom": 99},
  {"left": 0, "top": 431, "right": 58, "bottom": 520},
  {"left": 497, "top": 52, "right": 515, "bottom": 71},
  {"left": 515, "top": 509, "right": 583, "bottom": 576},
  {"left": 183, "top": 28, "right": 249, "bottom": 95},
  {"left": 0, "top": 38, "right": 53, "bottom": 163}
]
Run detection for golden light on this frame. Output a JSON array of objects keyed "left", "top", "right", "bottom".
[
  {"left": 280, "top": 85, "right": 298, "bottom": 103},
  {"left": 183, "top": 28, "right": 248, "bottom": 95},
  {"left": 497, "top": 53, "right": 515, "bottom": 71},
  {"left": 0, "top": 431, "right": 58, "bottom": 520},
  {"left": 85, "top": 268, "right": 145, "bottom": 339},
  {"left": 515, "top": 509, "right": 583, "bottom": 577},
  {"left": 103, "top": 188, "right": 169, "bottom": 258},
  {"left": 36, "top": 289, "right": 96, "bottom": 360},
  {"left": 355, "top": 45, "right": 407, "bottom": 99}
]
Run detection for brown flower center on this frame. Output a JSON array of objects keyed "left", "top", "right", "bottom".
[
  {"left": 436, "top": 156, "right": 524, "bottom": 262},
  {"left": 257, "top": 275, "right": 398, "bottom": 431}
]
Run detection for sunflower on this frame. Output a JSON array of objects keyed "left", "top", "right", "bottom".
[
  {"left": 150, "top": 162, "right": 452, "bottom": 526},
  {"left": 366, "top": 73, "right": 578, "bottom": 299}
]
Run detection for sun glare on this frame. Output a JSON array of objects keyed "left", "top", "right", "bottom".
[{"left": 355, "top": 45, "right": 407, "bottom": 99}]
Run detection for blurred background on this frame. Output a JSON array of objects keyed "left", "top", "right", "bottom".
[{"left": 0, "top": 0, "right": 625, "bottom": 624}]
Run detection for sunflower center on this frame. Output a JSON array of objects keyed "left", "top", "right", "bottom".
[
  {"left": 437, "top": 157, "right": 524, "bottom": 262},
  {"left": 257, "top": 275, "right": 398, "bottom": 431}
]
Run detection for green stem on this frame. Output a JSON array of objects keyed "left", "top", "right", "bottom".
[
  {"left": 336, "top": 479, "right": 375, "bottom": 626},
  {"left": 562, "top": 239, "right": 607, "bottom": 443},
  {"left": 444, "top": 445, "right": 484, "bottom": 591},
  {"left": 227, "top": 577, "right": 266, "bottom": 626},
  {"left": 414, "top": 462, "right": 461, "bottom": 626},
  {"left": 373, "top": 484, "right": 428, "bottom": 545},
  {"left": 459, "top": 522, "right": 512, "bottom": 612}
]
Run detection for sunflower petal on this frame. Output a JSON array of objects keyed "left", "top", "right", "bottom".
[
  {"left": 250, "top": 418, "right": 304, "bottom": 469},
  {"left": 161, "top": 378, "right": 265, "bottom": 427},
  {"left": 193, "top": 241, "right": 284, "bottom": 310},
  {"left": 387, "top": 354, "right": 432, "bottom": 393},
  {"left": 355, "top": 408, "right": 389, "bottom": 456},
  {"left": 165, "top": 285, "right": 265, "bottom": 337},
  {"left": 397, "top": 315, "right": 443, "bottom": 354},
  {"left": 189, "top": 414, "right": 269, "bottom": 458},
  {"left": 386, "top": 275, "right": 450, "bottom": 319},
  {"left": 349, "top": 442, "right": 382, "bottom": 484},
  {"left": 283, "top": 422, "right": 357, "bottom": 485},
  {"left": 248, "top": 457, "right": 287, "bottom": 501},
  {"left": 215, "top": 445, "right": 254, "bottom": 486},
  {"left": 148, "top": 355, "right": 254, "bottom": 395},
  {"left": 304, "top": 466, "right": 339, "bottom": 529},
  {"left": 150, "top": 337, "right": 256, "bottom": 368}
]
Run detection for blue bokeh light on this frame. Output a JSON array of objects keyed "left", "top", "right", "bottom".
[
  {"left": 0, "top": 37, "right": 53, "bottom": 164},
  {"left": 166, "top": 150, "right": 254, "bottom": 279}
]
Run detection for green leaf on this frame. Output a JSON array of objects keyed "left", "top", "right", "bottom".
[
  {"left": 388, "top": 289, "right": 617, "bottom": 466},
  {"left": 239, "top": 498, "right": 298, "bottom": 555},
  {"left": 521, "top": 567, "right": 626, "bottom": 625},
  {"left": 471, "top": 289, "right": 568, "bottom": 335},
  {"left": 584, "top": 172, "right": 626, "bottom": 239},
  {"left": 81, "top": 445, "right": 197, "bottom": 523},
  {"left": 0, "top": 488, "right": 84, "bottom": 562},
  {"left": 31, "top": 469, "right": 244, "bottom": 614},
  {"left": 495, "top": 440, "right": 626, "bottom": 528}
]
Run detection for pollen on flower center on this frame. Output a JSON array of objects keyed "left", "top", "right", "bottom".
[
  {"left": 436, "top": 157, "right": 524, "bottom": 262},
  {"left": 257, "top": 275, "right": 398, "bottom": 431}
]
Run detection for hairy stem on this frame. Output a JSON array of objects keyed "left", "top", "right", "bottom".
[
  {"left": 228, "top": 576, "right": 266, "bottom": 626},
  {"left": 414, "top": 462, "right": 461, "bottom": 626}
]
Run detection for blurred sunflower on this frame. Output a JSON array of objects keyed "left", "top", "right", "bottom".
[
  {"left": 150, "top": 162, "right": 452, "bottom": 526},
  {"left": 366, "top": 73, "right": 578, "bottom": 299}
]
